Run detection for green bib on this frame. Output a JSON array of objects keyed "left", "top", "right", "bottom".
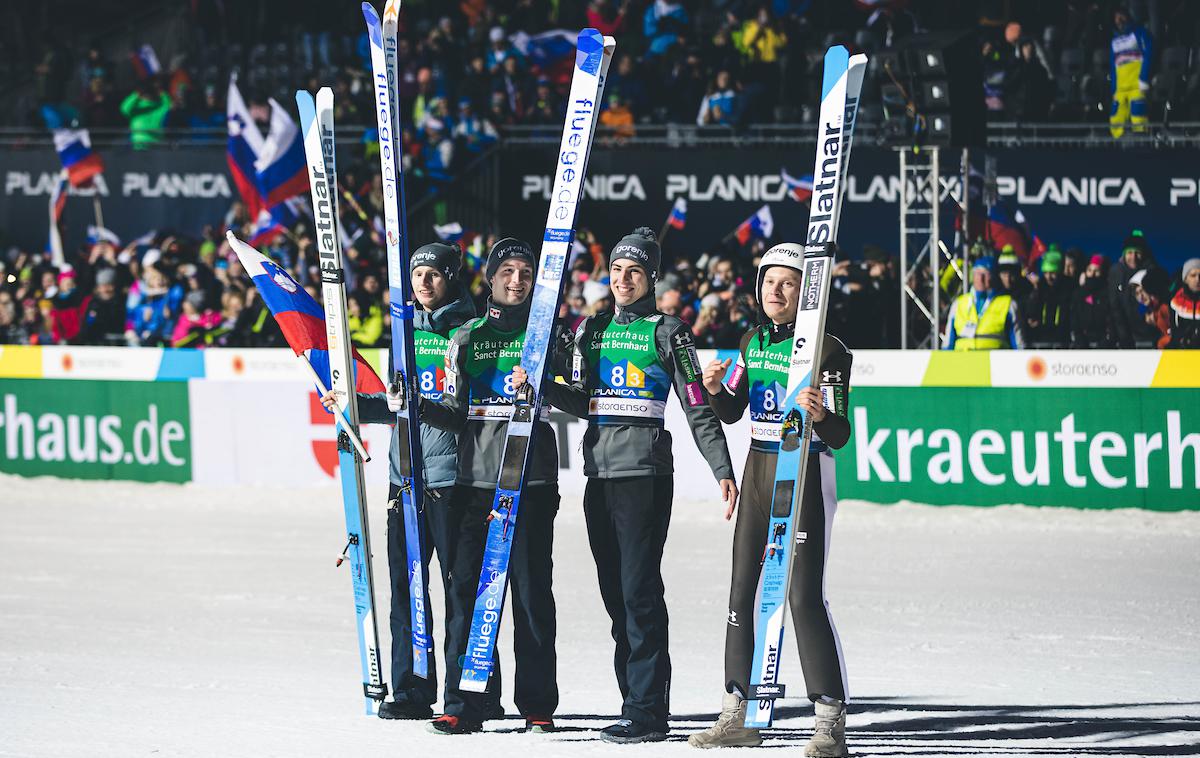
[
  {"left": 576, "top": 315, "right": 671, "bottom": 425},
  {"left": 459, "top": 317, "right": 526, "bottom": 420},
  {"left": 414, "top": 328, "right": 454, "bottom": 402},
  {"left": 737, "top": 330, "right": 791, "bottom": 450}
]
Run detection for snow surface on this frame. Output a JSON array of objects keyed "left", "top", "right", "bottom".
[{"left": 1, "top": 475, "right": 1198, "bottom": 758}]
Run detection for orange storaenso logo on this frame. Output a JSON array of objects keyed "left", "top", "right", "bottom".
[
  {"left": 232, "top": 355, "right": 245, "bottom": 375},
  {"left": 61, "top": 353, "right": 73, "bottom": 372},
  {"left": 1026, "top": 356, "right": 1047, "bottom": 381}
]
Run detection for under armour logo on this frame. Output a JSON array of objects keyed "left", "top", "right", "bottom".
[
  {"left": 822, "top": 370, "right": 842, "bottom": 383},
  {"left": 727, "top": 610, "right": 739, "bottom": 627}
]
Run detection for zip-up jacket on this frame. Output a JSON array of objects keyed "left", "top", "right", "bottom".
[
  {"left": 419, "top": 296, "right": 559, "bottom": 489},
  {"left": 359, "top": 286, "right": 477, "bottom": 488},
  {"left": 543, "top": 293, "right": 734, "bottom": 482}
]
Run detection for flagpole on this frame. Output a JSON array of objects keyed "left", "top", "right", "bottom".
[
  {"left": 92, "top": 194, "right": 104, "bottom": 231},
  {"left": 299, "top": 355, "right": 373, "bottom": 463}
]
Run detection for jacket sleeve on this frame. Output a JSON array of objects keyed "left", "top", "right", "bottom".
[
  {"left": 812, "top": 335, "right": 852, "bottom": 450},
  {"left": 418, "top": 328, "right": 469, "bottom": 433},
  {"left": 708, "top": 330, "right": 751, "bottom": 424},
  {"left": 661, "top": 317, "right": 735, "bottom": 482},
  {"left": 357, "top": 393, "right": 394, "bottom": 424},
  {"left": 541, "top": 320, "right": 590, "bottom": 419}
]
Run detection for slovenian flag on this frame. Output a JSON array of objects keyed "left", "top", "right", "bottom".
[
  {"left": 52, "top": 129, "right": 105, "bottom": 188},
  {"left": 734, "top": 205, "right": 774, "bottom": 245},
  {"left": 227, "top": 74, "right": 267, "bottom": 219},
  {"left": 227, "top": 232, "right": 385, "bottom": 395},
  {"left": 667, "top": 198, "right": 687, "bottom": 230},
  {"left": 130, "top": 44, "right": 162, "bottom": 79},
  {"left": 249, "top": 196, "right": 308, "bottom": 247},
  {"left": 255, "top": 98, "right": 310, "bottom": 209},
  {"left": 781, "top": 169, "right": 813, "bottom": 202}
]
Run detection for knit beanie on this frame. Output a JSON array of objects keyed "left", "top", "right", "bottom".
[
  {"left": 410, "top": 242, "right": 461, "bottom": 282},
  {"left": 484, "top": 237, "right": 535, "bottom": 284},
  {"left": 609, "top": 226, "right": 661, "bottom": 281}
]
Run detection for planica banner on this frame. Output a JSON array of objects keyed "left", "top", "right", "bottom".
[
  {"left": 0, "top": 378, "right": 192, "bottom": 483},
  {"left": 841, "top": 387, "right": 1199, "bottom": 511}
]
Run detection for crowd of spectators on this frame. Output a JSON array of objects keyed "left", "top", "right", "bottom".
[
  {"left": 3, "top": 184, "right": 1197, "bottom": 353},
  {"left": 15, "top": 1, "right": 1200, "bottom": 144}
]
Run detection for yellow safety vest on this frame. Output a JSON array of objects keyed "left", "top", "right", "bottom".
[{"left": 953, "top": 292, "right": 1012, "bottom": 350}]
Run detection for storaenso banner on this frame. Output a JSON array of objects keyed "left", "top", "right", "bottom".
[
  {"left": 838, "top": 388, "right": 1199, "bottom": 511},
  {"left": 0, "top": 379, "right": 191, "bottom": 482}
]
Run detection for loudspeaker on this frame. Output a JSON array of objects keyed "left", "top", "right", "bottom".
[{"left": 876, "top": 29, "right": 986, "bottom": 148}]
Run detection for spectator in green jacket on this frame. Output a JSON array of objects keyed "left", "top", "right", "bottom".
[{"left": 120, "top": 79, "right": 171, "bottom": 149}]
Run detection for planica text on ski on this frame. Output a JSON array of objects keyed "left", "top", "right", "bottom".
[
  {"left": 458, "top": 28, "right": 617, "bottom": 694},
  {"left": 297, "top": 86, "right": 388, "bottom": 715},
  {"left": 744, "top": 45, "right": 867, "bottom": 730},
  {"left": 362, "top": 0, "right": 432, "bottom": 682}
]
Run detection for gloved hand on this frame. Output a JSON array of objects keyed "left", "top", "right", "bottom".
[{"left": 386, "top": 381, "right": 404, "bottom": 413}]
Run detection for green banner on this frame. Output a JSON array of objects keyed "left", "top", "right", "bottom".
[
  {"left": 0, "top": 379, "right": 192, "bottom": 483},
  {"left": 837, "top": 387, "right": 1200, "bottom": 511}
]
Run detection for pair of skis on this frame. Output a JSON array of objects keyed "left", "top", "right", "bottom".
[
  {"left": 296, "top": 88, "right": 387, "bottom": 714},
  {"left": 744, "top": 46, "right": 867, "bottom": 729}
]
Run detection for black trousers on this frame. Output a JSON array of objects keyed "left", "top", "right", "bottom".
[
  {"left": 724, "top": 451, "right": 847, "bottom": 703},
  {"left": 385, "top": 483, "right": 502, "bottom": 709},
  {"left": 583, "top": 475, "right": 674, "bottom": 729},
  {"left": 443, "top": 483, "right": 559, "bottom": 721}
]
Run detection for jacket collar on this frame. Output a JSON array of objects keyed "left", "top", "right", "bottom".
[{"left": 613, "top": 292, "right": 657, "bottom": 324}]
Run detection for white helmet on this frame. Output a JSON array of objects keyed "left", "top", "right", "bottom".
[{"left": 755, "top": 242, "right": 805, "bottom": 305}]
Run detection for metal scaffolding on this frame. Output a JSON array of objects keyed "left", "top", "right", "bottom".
[{"left": 898, "top": 148, "right": 940, "bottom": 349}]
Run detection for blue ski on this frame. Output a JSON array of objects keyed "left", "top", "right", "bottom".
[
  {"left": 297, "top": 87, "right": 387, "bottom": 715},
  {"left": 744, "top": 46, "right": 866, "bottom": 730},
  {"left": 458, "top": 28, "right": 616, "bottom": 693},
  {"left": 362, "top": 0, "right": 432, "bottom": 680}
]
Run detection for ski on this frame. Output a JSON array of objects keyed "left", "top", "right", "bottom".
[
  {"left": 362, "top": 0, "right": 432, "bottom": 680},
  {"left": 297, "top": 87, "right": 387, "bottom": 715},
  {"left": 744, "top": 46, "right": 865, "bottom": 730},
  {"left": 459, "top": 28, "right": 616, "bottom": 693}
]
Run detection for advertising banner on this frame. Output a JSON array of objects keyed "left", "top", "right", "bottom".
[
  {"left": 0, "top": 378, "right": 191, "bottom": 482},
  {"left": 501, "top": 146, "right": 1199, "bottom": 273},
  {"left": 842, "top": 387, "right": 1199, "bottom": 511},
  {"left": 0, "top": 349, "right": 1195, "bottom": 511}
]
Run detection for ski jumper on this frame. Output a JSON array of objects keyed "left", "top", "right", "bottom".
[{"left": 709, "top": 325, "right": 852, "bottom": 703}]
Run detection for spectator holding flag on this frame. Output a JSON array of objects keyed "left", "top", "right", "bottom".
[{"left": 120, "top": 77, "right": 171, "bottom": 149}]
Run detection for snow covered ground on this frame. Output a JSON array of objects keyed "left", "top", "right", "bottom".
[{"left": 1, "top": 475, "right": 1197, "bottom": 758}]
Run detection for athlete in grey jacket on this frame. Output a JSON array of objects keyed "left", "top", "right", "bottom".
[{"left": 517, "top": 227, "right": 737, "bottom": 744}]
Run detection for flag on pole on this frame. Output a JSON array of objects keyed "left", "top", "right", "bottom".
[
  {"left": 734, "top": 205, "right": 774, "bottom": 245},
  {"left": 227, "top": 232, "right": 385, "bottom": 394},
  {"left": 781, "top": 169, "right": 814, "bottom": 202},
  {"left": 255, "top": 98, "right": 310, "bottom": 209},
  {"left": 667, "top": 197, "right": 687, "bottom": 230},
  {"left": 226, "top": 75, "right": 267, "bottom": 219},
  {"left": 52, "top": 129, "right": 105, "bottom": 188},
  {"left": 47, "top": 172, "right": 69, "bottom": 267}
]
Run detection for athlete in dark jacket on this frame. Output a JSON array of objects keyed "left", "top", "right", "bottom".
[
  {"left": 521, "top": 227, "right": 737, "bottom": 744},
  {"left": 418, "top": 237, "right": 560, "bottom": 735},
  {"left": 688, "top": 242, "right": 853, "bottom": 758}
]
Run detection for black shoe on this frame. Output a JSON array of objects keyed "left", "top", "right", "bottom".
[
  {"left": 378, "top": 701, "right": 434, "bottom": 720},
  {"left": 600, "top": 719, "right": 668, "bottom": 744},
  {"left": 522, "top": 716, "right": 555, "bottom": 733},
  {"left": 427, "top": 715, "right": 483, "bottom": 735},
  {"left": 483, "top": 702, "right": 506, "bottom": 721}
]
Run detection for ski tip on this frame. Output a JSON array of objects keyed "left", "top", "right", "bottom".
[
  {"left": 603, "top": 35, "right": 617, "bottom": 53},
  {"left": 576, "top": 28, "right": 605, "bottom": 75},
  {"left": 382, "top": 0, "right": 399, "bottom": 20},
  {"left": 295, "top": 90, "right": 314, "bottom": 127},
  {"left": 820, "top": 46, "right": 851, "bottom": 100},
  {"left": 362, "top": 3, "right": 382, "bottom": 40},
  {"left": 849, "top": 52, "right": 868, "bottom": 67}
]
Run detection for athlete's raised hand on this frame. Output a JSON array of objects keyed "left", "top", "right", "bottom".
[
  {"left": 511, "top": 365, "right": 528, "bottom": 390},
  {"left": 702, "top": 358, "right": 731, "bottom": 396}
]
